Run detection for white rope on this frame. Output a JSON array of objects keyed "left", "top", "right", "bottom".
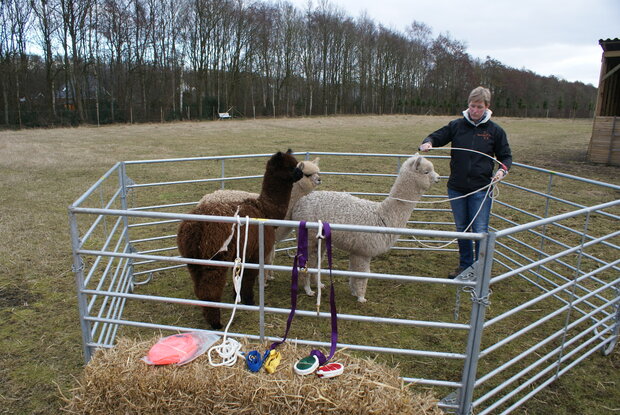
[
  {"left": 391, "top": 146, "right": 506, "bottom": 205},
  {"left": 316, "top": 220, "right": 324, "bottom": 315},
  {"left": 208, "top": 214, "right": 249, "bottom": 367},
  {"left": 410, "top": 183, "right": 495, "bottom": 249},
  {"left": 390, "top": 181, "right": 498, "bottom": 205},
  {"left": 402, "top": 146, "right": 505, "bottom": 248}
]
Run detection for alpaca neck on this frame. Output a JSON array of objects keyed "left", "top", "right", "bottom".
[
  {"left": 377, "top": 175, "right": 424, "bottom": 226},
  {"left": 257, "top": 182, "right": 293, "bottom": 220},
  {"left": 378, "top": 196, "right": 418, "bottom": 227},
  {"left": 283, "top": 183, "right": 307, "bottom": 220},
  {"left": 388, "top": 172, "right": 425, "bottom": 202}
]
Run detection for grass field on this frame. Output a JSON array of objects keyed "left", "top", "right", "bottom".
[{"left": 0, "top": 115, "right": 618, "bottom": 414}]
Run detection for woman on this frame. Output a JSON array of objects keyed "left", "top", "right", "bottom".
[{"left": 418, "top": 86, "right": 512, "bottom": 278}]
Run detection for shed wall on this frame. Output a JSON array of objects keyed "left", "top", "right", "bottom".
[{"left": 588, "top": 116, "right": 620, "bottom": 165}]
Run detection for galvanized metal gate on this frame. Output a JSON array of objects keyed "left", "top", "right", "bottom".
[{"left": 68, "top": 152, "right": 619, "bottom": 414}]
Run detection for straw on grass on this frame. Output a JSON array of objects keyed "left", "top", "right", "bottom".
[{"left": 63, "top": 336, "right": 442, "bottom": 414}]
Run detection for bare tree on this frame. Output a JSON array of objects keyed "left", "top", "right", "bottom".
[
  {"left": 187, "top": 0, "right": 223, "bottom": 119},
  {"left": 273, "top": 2, "right": 302, "bottom": 116},
  {"left": 59, "top": 0, "right": 92, "bottom": 122},
  {"left": 354, "top": 14, "right": 376, "bottom": 114},
  {"left": 0, "top": 0, "right": 32, "bottom": 127},
  {"left": 31, "top": 0, "right": 60, "bottom": 123},
  {"left": 0, "top": 2, "right": 12, "bottom": 125}
]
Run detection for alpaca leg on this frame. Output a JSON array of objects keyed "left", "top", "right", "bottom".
[
  {"left": 188, "top": 265, "right": 228, "bottom": 330},
  {"left": 310, "top": 245, "right": 326, "bottom": 292},
  {"left": 240, "top": 267, "right": 258, "bottom": 306},
  {"left": 302, "top": 268, "right": 315, "bottom": 297},
  {"left": 348, "top": 255, "right": 371, "bottom": 303},
  {"left": 303, "top": 231, "right": 318, "bottom": 296},
  {"left": 265, "top": 247, "right": 276, "bottom": 281}
]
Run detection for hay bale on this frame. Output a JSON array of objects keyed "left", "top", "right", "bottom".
[{"left": 64, "top": 336, "right": 442, "bottom": 414}]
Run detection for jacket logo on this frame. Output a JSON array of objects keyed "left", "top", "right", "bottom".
[{"left": 477, "top": 132, "right": 491, "bottom": 140}]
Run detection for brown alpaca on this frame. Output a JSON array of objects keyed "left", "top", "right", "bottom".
[{"left": 177, "top": 150, "right": 302, "bottom": 329}]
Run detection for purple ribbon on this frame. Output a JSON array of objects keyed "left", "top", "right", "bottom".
[
  {"left": 271, "top": 222, "right": 338, "bottom": 365},
  {"left": 270, "top": 221, "right": 308, "bottom": 350}
]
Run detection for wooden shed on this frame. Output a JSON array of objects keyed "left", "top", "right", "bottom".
[{"left": 587, "top": 38, "right": 620, "bottom": 165}]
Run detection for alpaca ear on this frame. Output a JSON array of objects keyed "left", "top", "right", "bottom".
[
  {"left": 413, "top": 155, "right": 422, "bottom": 170},
  {"left": 286, "top": 149, "right": 294, "bottom": 155},
  {"left": 297, "top": 161, "right": 305, "bottom": 171},
  {"left": 312, "top": 157, "right": 320, "bottom": 166}
]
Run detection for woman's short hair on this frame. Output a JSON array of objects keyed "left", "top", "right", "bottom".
[{"left": 468, "top": 86, "right": 491, "bottom": 106}]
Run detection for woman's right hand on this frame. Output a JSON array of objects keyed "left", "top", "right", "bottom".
[{"left": 418, "top": 142, "right": 433, "bottom": 152}]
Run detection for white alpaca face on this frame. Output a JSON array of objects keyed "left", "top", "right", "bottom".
[
  {"left": 297, "top": 159, "right": 321, "bottom": 190},
  {"left": 408, "top": 155, "right": 440, "bottom": 189}
]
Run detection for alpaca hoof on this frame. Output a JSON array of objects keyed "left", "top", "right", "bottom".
[
  {"left": 357, "top": 296, "right": 367, "bottom": 303},
  {"left": 305, "top": 289, "right": 315, "bottom": 296},
  {"left": 210, "top": 322, "right": 223, "bottom": 330},
  {"left": 265, "top": 271, "right": 275, "bottom": 281}
]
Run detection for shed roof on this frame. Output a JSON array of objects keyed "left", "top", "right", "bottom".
[{"left": 599, "top": 38, "right": 620, "bottom": 52}]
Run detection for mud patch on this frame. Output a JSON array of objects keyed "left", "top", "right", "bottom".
[{"left": 0, "top": 284, "right": 39, "bottom": 308}]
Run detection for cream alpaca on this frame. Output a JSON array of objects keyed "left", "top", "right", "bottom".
[{"left": 291, "top": 154, "right": 440, "bottom": 302}]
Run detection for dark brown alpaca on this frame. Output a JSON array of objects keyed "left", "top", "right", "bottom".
[{"left": 177, "top": 150, "right": 302, "bottom": 329}]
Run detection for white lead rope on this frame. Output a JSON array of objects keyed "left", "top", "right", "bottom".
[
  {"left": 410, "top": 184, "right": 495, "bottom": 249},
  {"left": 397, "top": 146, "right": 506, "bottom": 248},
  {"left": 392, "top": 146, "right": 506, "bottom": 205},
  {"left": 316, "top": 220, "right": 324, "bottom": 315},
  {"left": 208, "top": 213, "right": 250, "bottom": 367}
]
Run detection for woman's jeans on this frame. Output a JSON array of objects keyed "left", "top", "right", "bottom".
[{"left": 448, "top": 187, "right": 493, "bottom": 269}]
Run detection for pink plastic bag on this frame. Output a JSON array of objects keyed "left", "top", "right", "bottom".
[{"left": 142, "top": 331, "right": 220, "bottom": 366}]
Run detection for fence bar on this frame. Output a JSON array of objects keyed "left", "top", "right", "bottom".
[
  {"left": 492, "top": 202, "right": 620, "bottom": 253},
  {"left": 495, "top": 200, "right": 619, "bottom": 238},
  {"left": 496, "top": 335, "right": 616, "bottom": 415},
  {"left": 405, "top": 378, "right": 463, "bottom": 388},
  {"left": 130, "top": 174, "right": 263, "bottom": 189},
  {"left": 82, "top": 314, "right": 466, "bottom": 360},
  {"left": 491, "top": 243, "right": 612, "bottom": 322},
  {"left": 481, "top": 275, "right": 620, "bottom": 357},
  {"left": 71, "top": 162, "right": 121, "bottom": 207},
  {"left": 477, "top": 327, "right": 615, "bottom": 415},
  {"left": 83, "top": 216, "right": 126, "bottom": 286},
  {"left": 474, "top": 311, "right": 617, "bottom": 404},
  {"left": 70, "top": 206, "right": 485, "bottom": 241},
  {"left": 77, "top": 248, "right": 478, "bottom": 289},
  {"left": 485, "top": 259, "right": 620, "bottom": 328},
  {"left": 80, "top": 187, "right": 123, "bottom": 246},
  {"left": 81, "top": 287, "right": 470, "bottom": 331},
  {"left": 491, "top": 229, "right": 620, "bottom": 284}
]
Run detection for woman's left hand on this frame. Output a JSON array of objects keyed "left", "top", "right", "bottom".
[{"left": 492, "top": 169, "right": 506, "bottom": 182}]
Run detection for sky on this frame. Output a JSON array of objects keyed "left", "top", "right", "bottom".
[{"left": 286, "top": 0, "right": 620, "bottom": 86}]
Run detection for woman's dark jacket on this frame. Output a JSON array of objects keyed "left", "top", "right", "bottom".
[{"left": 422, "top": 114, "right": 512, "bottom": 193}]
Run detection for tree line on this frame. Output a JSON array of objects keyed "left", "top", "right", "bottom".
[{"left": 1, "top": 0, "right": 597, "bottom": 128}]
